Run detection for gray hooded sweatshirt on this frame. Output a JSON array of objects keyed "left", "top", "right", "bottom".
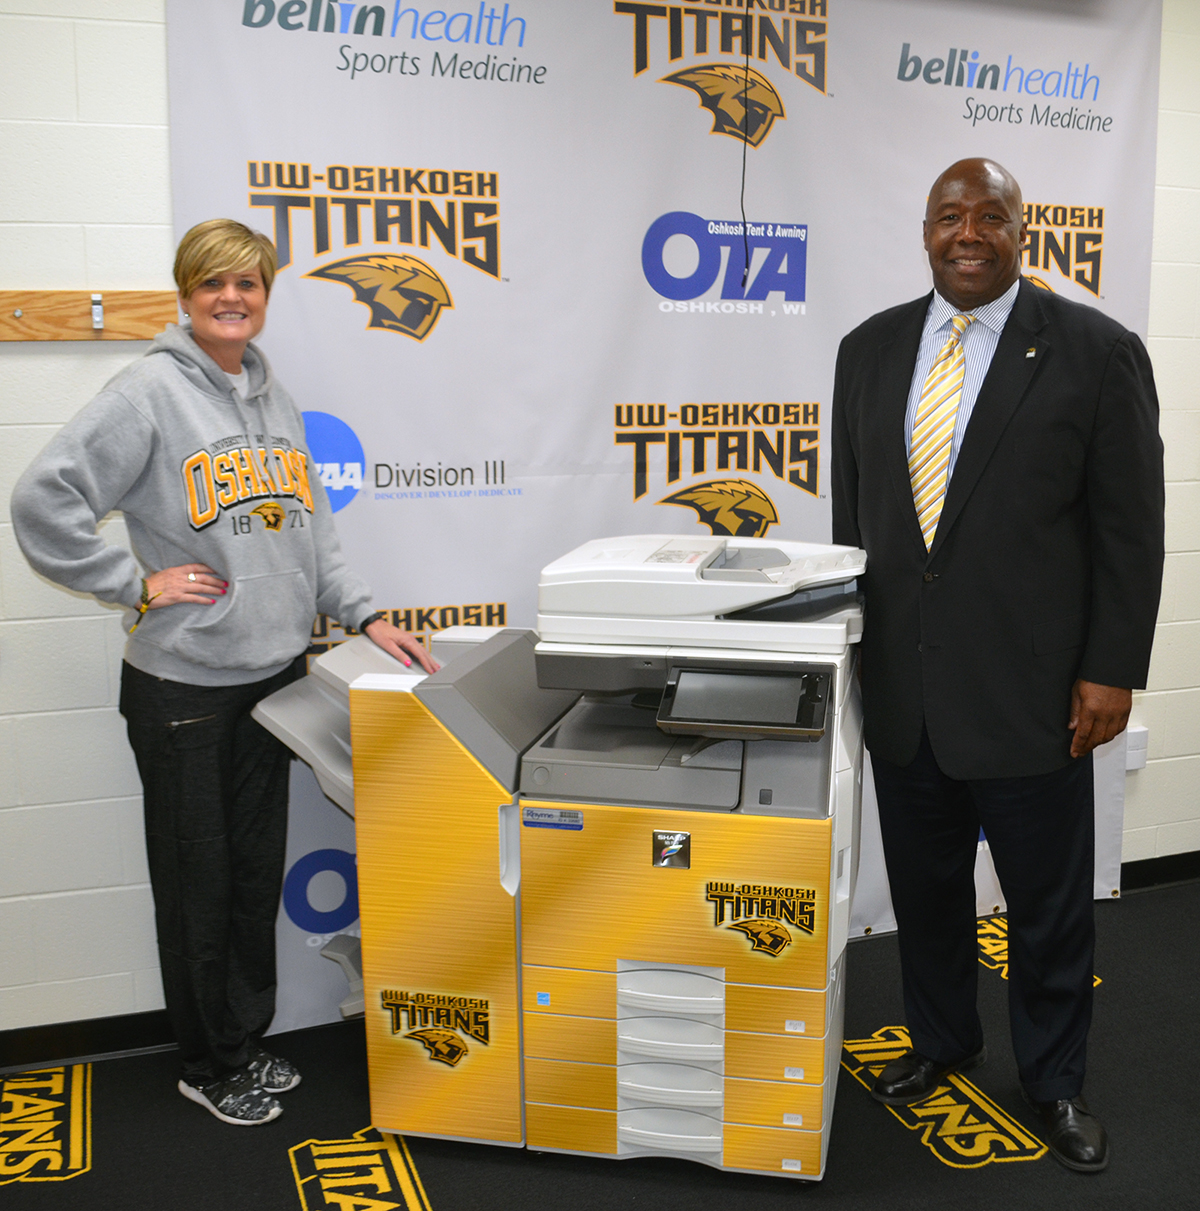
[{"left": 11, "top": 324, "right": 373, "bottom": 686}]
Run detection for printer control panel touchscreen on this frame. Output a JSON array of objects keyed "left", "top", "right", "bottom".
[{"left": 656, "top": 664, "right": 831, "bottom": 740}]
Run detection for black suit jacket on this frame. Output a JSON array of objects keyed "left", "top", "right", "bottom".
[{"left": 832, "top": 279, "right": 1164, "bottom": 779}]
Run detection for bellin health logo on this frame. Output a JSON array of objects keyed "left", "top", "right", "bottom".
[{"left": 242, "top": 1, "right": 528, "bottom": 46}]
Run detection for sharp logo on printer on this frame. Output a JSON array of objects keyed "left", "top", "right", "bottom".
[
  {"left": 653, "top": 830, "right": 690, "bottom": 867},
  {"left": 706, "top": 882, "right": 817, "bottom": 955},
  {"left": 380, "top": 989, "right": 489, "bottom": 1067}
]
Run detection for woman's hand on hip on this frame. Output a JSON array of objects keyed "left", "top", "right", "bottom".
[
  {"left": 364, "top": 618, "right": 440, "bottom": 674},
  {"left": 144, "top": 564, "right": 227, "bottom": 607}
]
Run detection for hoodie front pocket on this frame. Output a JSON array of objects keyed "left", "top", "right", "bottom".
[{"left": 173, "top": 568, "right": 315, "bottom": 671}]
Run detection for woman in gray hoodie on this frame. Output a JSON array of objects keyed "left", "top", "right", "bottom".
[{"left": 11, "top": 219, "right": 436, "bottom": 1126}]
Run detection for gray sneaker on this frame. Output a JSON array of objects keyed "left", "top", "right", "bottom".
[
  {"left": 178, "top": 1069, "right": 282, "bottom": 1125},
  {"left": 246, "top": 1043, "right": 302, "bottom": 1093}
]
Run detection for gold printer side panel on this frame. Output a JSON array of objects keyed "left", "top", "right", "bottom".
[{"left": 352, "top": 688, "right": 523, "bottom": 1144}]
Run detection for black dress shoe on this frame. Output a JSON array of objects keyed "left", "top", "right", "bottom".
[
  {"left": 871, "top": 1045, "right": 987, "bottom": 1105},
  {"left": 1023, "top": 1093, "right": 1109, "bottom": 1173}
]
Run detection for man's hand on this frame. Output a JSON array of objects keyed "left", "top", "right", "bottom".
[
  {"left": 1068, "top": 679, "right": 1131, "bottom": 759},
  {"left": 364, "top": 618, "right": 440, "bottom": 674}
]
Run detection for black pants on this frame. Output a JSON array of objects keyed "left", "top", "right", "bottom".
[
  {"left": 871, "top": 729, "right": 1095, "bottom": 1102},
  {"left": 120, "top": 660, "right": 299, "bottom": 1084}
]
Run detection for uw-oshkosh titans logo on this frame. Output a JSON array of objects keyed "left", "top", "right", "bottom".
[
  {"left": 662, "top": 64, "right": 785, "bottom": 147},
  {"left": 614, "top": 2, "right": 830, "bottom": 134},
  {"left": 247, "top": 158, "right": 500, "bottom": 347},
  {"left": 615, "top": 402, "right": 819, "bottom": 535},
  {"left": 181, "top": 438, "right": 314, "bottom": 531},
  {"left": 706, "top": 882, "right": 817, "bottom": 957},
  {"left": 306, "top": 254, "right": 453, "bottom": 341},
  {"left": 380, "top": 989, "right": 489, "bottom": 1067},
  {"left": 659, "top": 478, "right": 779, "bottom": 537},
  {"left": 1022, "top": 202, "right": 1104, "bottom": 295}
]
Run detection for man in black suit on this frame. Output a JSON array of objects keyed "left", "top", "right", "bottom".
[{"left": 831, "top": 158, "right": 1163, "bottom": 1173}]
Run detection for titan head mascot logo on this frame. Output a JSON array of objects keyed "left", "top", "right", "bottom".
[
  {"left": 661, "top": 64, "right": 785, "bottom": 147},
  {"left": 728, "top": 918, "right": 793, "bottom": 956},
  {"left": 406, "top": 1028, "right": 469, "bottom": 1066},
  {"left": 251, "top": 501, "right": 285, "bottom": 531},
  {"left": 306, "top": 254, "right": 453, "bottom": 340},
  {"left": 659, "top": 478, "right": 779, "bottom": 537}
]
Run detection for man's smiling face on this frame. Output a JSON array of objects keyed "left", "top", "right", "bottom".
[{"left": 923, "top": 159, "right": 1027, "bottom": 311}]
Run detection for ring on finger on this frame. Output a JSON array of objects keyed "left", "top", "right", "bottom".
[{"left": 188, "top": 572, "right": 196, "bottom": 582}]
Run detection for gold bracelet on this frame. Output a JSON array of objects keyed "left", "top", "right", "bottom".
[{"left": 130, "top": 578, "right": 161, "bottom": 631}]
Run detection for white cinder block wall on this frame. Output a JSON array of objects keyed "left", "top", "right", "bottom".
[
  {"left": 0, "top": 0, "right": 1197, "bottom": 1033},
  {"left": 1127, "top": 0, "right": 1200, "bottom": 860},
  {"left": 0, "top": 0, "right": 174, "bottom": 1031}
]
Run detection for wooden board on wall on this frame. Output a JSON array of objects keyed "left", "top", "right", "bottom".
[{"left": 0, "top": 291, "right": 178, "bottom": 341}]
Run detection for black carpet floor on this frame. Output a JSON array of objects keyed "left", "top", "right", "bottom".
[{"left": 3, "top": 880, "right": 1196, "bottom": 1211}]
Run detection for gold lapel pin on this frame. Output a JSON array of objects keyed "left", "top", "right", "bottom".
[{"left": 1025, "top": 347, "right": 1036, "bottom": 358}]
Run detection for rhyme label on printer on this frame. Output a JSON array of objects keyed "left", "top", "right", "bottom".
[{"left": 521, "top": 806, "right": 584, "bottom": 830}]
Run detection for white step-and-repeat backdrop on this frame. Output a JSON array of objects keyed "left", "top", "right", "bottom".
[{"left": 166, "top": 0, "right": 1161, "bottom": 1029}]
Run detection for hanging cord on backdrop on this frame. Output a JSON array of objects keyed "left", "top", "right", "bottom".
[{"left": 740, "top": 34, "right": 752, "bottom": 287}]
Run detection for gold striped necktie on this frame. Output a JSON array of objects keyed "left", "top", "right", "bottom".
[{"left": 909, "top": 313, "right": 975, "bottom": 551}]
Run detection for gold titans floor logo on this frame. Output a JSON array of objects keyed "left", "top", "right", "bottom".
[
  {"left": 0, "top": 1065, "right": 91, "bottom": 1184},
  {"left": 706, "top": 881, "right": 817, "bottom": 956},
  {"left": 662, "top": 64, "right": 785, "bottom": 147},
  {"left": 307, "top": 254, "right": 453, "bottom": 341},
  {"left": 660, "top": 478, "right": 779, "bottom": 537},
  {"left": 977, "top": 916, "right": 1101, "bottom": 987},
  {"left": 381, "top": 989, "right": 490, "bottom": 1066},
  {"left": 290, "top": 1127, "right": 430, "bottom": 1211},
  {"left": 842, "top": 1027, "right": 1046, "bottom": 1168}
]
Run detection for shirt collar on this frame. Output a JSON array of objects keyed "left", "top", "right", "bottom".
[{"left": 929, "top": 278, "right": 1020, "bottom": 337}]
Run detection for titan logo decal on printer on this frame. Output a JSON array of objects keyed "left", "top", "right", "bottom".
[
  {"left": 653, "top": 830, "right": 691, "bottom": 867},
  {"left": 706, "top": 881, "right": 818, "bottom": 955},
  {"left": 380, "top": 989, "right": 489, "bottom": 1067}
]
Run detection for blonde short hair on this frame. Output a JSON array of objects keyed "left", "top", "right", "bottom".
[{"left": 174, "top": 219, "right": 278, "bottom": 299}]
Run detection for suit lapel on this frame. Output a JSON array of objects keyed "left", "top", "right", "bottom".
[
  {"left": 929, "top": 282, "right": 1050, "bottom": 561},
  {"left": 876, "top": 296, "right": 931, "bottom": 558}
]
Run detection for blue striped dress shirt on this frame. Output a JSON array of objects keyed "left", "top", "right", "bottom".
[{"left": 904, "top": 280, "right": 1020, "bottom": 480}]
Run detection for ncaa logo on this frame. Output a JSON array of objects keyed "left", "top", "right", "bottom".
[{"left": 302, "top": 411, "right": 364, "bottom": 513}]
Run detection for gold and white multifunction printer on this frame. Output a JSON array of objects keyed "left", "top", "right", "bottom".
[{"left": 259, "top": 533, "right": 866, "bottom": 1181}]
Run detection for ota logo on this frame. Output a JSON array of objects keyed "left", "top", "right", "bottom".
[
  {"left": 642, "top": 211, "right": 807, "bottom": 304},
  {"left": 302, "top": 411, "right": 364, "bottom": 512}
]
